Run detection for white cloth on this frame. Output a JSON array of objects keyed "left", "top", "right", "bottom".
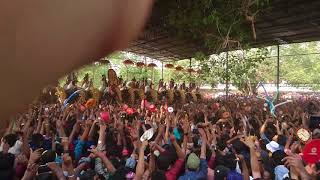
[
  {"left": 0, "top": 140, "right": 22, "bottom": 155},
  {"left": 266, "top": 141, "right": 280, "bottom": 153}
]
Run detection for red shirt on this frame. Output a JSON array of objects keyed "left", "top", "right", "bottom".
[{"left": 165, "top": 159, "right": 184, "bottom": 180}]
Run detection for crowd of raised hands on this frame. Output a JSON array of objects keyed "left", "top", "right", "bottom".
[{"left": 0, "top": 96, "right": 319, "bottom": 180}]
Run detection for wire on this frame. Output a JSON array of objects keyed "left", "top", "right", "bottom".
[{"left": 265, "top": 52, "right": 320, "bottom": 58}]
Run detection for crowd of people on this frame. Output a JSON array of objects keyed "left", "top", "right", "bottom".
[
  {"left": 7, "top": 0, "right": 319, "bottom": 179},
  {"left": 0, "top": 94, "right": 319, "bottom": 180}
]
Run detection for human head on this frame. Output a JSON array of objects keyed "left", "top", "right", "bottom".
[
  {"left": 150, "top": 170, "right": 166, "bottom": 180},
  {"left": 215, "top": 165, "right": 230, "bottom": 180},
  {"left": 186, "top": 153, "right": 200, "bottom": 171},
  {"left": 272, "top": 150, "right": 286, "bottom": 166},
  {"left": 3, "top": 134, "right": 17, "bottom": 147}
]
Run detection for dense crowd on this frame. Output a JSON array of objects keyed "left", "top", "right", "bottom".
[{"left": 0, "top": 96, "right": 319, "bottom": 180}]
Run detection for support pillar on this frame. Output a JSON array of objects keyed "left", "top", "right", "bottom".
[
  {"left": 226, "top": 52, "right": 229, "bottom": 98},
  {"left": 276, "top": 45, "right": 280, "bottom": 101},
  {"left": 161, "top": 62, "right": 164, "bottom": 80},
  {"left": 189, "top": 58, "right": 192, "bottom": 81}
]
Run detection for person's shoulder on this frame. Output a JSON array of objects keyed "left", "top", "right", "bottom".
[
  {"left": 200, "top": 158, "right": 208, "bottom": 164},
  {"left": 0, "top": 152, "right": 14, "bottom": 158},
  {"left": 177, "top": 174, "right": 187, "bottom": 180},
  {"left": 175, "top": 158, "right": 185, "bottom": 164}
]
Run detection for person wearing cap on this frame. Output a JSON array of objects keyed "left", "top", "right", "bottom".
[
  {"left": 179, "top": 128, "right": 208, "bottom": 180},
  {"left": 214, "top": 165, "right": 230, "bottom": 180}
]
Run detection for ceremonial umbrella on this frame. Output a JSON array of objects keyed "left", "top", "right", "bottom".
[
  {"left": 175, "top": 66, "right": 184, "bottom": 71},
  {"left": 186, "top": 68, "right": 196, "bottom": 73},
  {"left": 123, "top": 59, "right": 134, "bottom": 65},
  {"left": 147, "top": 63, "right": 157, "bottom": 68},
  {"left": 136, "top": 62, "right": 145, "bottom": 67},
  {"left": 165, "top": 63, "right": 174, "bottom": 69}
]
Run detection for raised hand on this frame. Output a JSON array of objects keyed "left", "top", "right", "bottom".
[
  {"left": 23, "top": 163, "right": 39, "bottom": 180},
  {"left": 29, "top": 148, "right": 42, "bottom": 163},
  {"left": 241, "top": 136, "right": 255, "bottom": 149},
  {"left": 141, "top": 140, "right": 149, "bottom": 150},
  {"left": 198, "top": 128, "right": 206, "bottom": 138},
  {"left": 73, "top": 120, "right": 81, "bottom": 133},
  {"left": 56, "top": 119, "right": 62, "bottom": 129},
  {"left": 129, "top": 128, "right": 139, "bottom": 140},
  {"left": 182, "top": 117, "right": 189, "bottom": 134},
  {"left": 282, "top": 153, "right": 311, "bottom": 179},
  {"left": 169, "top": 134, "right": 176, "bottom": 142},
  {"left": 88, "top": 148, "right": 106, "bottom": 158},
  {"left": 85, "top": 119, "right": 93, "bottom": 128},
  {"left": 16, "top": 154, "right": 29, "bottom": 165}
]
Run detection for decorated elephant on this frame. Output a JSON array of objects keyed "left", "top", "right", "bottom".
[{"left": 39, "top": 86, "right": 58, "bottom": 104}]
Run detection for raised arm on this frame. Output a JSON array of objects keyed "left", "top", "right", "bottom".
[
  {"left": 68, "top": 121, "right": 81, "bottom": 145},
  {"left": 198, "top": 128, "right": 207, "bottom": 159},
  {"left": 88, "top": 120, "right": 98, "bottom": 141},
  {"left": 237, "top": 154, "right": 249, "bottom": 180},
  {"left": 80, "top": 120, "right": 92, "bottom": 141},
  {"left": 97, "top": 122, "right": 107, "bottom": 148},
  {"left": 241, "top": 136, "right": 261, "bottom": 179},
  {"left": 134, "top": 141, "right": 148, "bottom": 180},
  {"left": 170, "top": 135, "right": 185, "bottom": 160},
  {"left": 164, "top": 116, "right": 170, "bottom": 143}
]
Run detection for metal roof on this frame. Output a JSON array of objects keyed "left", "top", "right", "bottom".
[{"left": 125, "top": 0, "right": 320, "bottom": 61}]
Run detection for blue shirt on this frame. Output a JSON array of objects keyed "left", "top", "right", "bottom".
[
  {"left": 178, "top": 159, "right": 208, "bottom": 180},
  {"left": 74, "top": 140, "right": 85, "bottom": 160}
]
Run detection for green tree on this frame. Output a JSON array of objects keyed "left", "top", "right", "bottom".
[
  {"left": 198, "top": 48, "right": 269, "bottom": 94},
  {"left": 279, "top": 42, "right": 320, "bottom": 89}
]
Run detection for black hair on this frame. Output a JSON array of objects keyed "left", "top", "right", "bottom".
[
  {"left": 3, "top": 134, "right": 17, "bottom": 147},
  {"left": 55, "top": 143, "right": 63, "bottom": 156},
  {"left": 215, "top": 152, "right": 226, "bottom": 167},
  {"left": 194, "top": 112, "right": 205, "bottom": 124},
  {"left": 272, "top": 150, "right": 286, "bottom": 167},
  {"left": 0, "top": 168, "right": 15, "bottom": 180},
  {"left": 39, "top": 150, "right": 56, "bottom": 165},
  {"left": 306, "top": 101, "right": 318, "bottom": 115},
  {"left": 224, "top": 153, "right": 237, "bottom": 170},
  {"left": 277, "top": 135, "right": 287, "bottom": 147},
  {"left": 216, "top": 139, "right": 227, "bottom": 151},
  {"left": 264, "top": 122, "right": 277, "bottom": 141},
  {"left": 316, "top": 162, "right": 320, "bottom": 171},
  {"left": 151, "top": 170, "right": 166, "bottom": 180},
  {"left": 157, "top": 155, "right": 172, "bottom": 171},
  {"left": 111, "top": 166, "right": 130, "bottom": 180},
  {"left": 31, "top": 133, "right": 44, "bottom": 149},
  {"left": 232, "top": 139, "right": 249, "bottom": 154},
  {"left": 110, "top": 157, "right": 122, "bottom": 169}
]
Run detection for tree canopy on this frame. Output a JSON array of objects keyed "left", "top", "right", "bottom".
[{"left": 156, "top": 0, "right": 270, "bottom": 52}]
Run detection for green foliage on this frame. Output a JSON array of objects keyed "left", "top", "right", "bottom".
[
  {"left": 278, "top": 42, "right": 320, "bottom": 90},
  {"left": 197, "top": 41, "right": 320, "bottom": 93},
  {"left": 159, "top": 0, "right": 270, "bottom": 52},
  {"left": 227, "top": 48, "right": 269, "bottom": 94},
  {"left": 197, "top": 48, "right": 270, "bottom": 94}
]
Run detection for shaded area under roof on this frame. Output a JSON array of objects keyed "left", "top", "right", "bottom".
[{"left": 125, "top": 0, "right": 320, "bottom": 61}]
